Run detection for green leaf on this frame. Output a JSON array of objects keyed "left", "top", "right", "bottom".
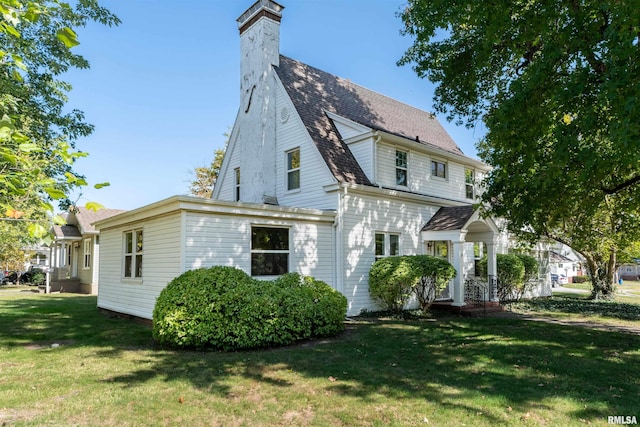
[
  {"left": 94, "top": 182, "right": 110, "bottom": 189},
  {"left": 85, "top": 201, "right": 104, "bottom": 212},
  {"left": 56, "top": 27, "right": 79, "bottom": 48},
  {"left": 28, "top": 223, "right": 48, "bottom": 239},
  {"left": 44, "top": 187, "right": 67, "bottom": 199},
  {"left": 52, "top": 214, "right": 67, "bottom": 225},
  {"left": 18, "top": 143, "right": 40, "bottom": 152}
]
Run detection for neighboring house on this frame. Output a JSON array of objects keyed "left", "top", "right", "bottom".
[
  {"left": 548, "top": 243, "right": 585, "bottom": 282},
  {"left": 95, "top": 0, "right": 549, "bottom": 320},
  {"left": 618, "top": 260, "right": 640, "bottom": 281},
  {"left": 49, "top": 207, "right": 125, "bottom": 294}
]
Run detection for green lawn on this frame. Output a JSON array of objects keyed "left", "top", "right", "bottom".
[
  {"left": 0, "top": 291, "right": 638, "bottom": 426},
  {"left": 560, "top": 279, "right": 640, "bottom": 305}
]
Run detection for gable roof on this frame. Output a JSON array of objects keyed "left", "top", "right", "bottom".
[
  {"left": 274, "top": 55, "right": 465, "bottom": 185},
  {"left": 421, "top": 205, "right": 475, "bottom": 231},
  {"left": 52, "top": 224, "right": 82, "bottom": 240},
  {"left": 71, "top": 207, "right": 126, "bottom": 234}
]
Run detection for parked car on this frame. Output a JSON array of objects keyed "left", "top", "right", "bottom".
[
  {"left": 20, "top": 266, "right": 48, "bottom": 285},
  {"left": 1, "top": 271, "right": 18, "bottom": 284},
  {"left": 550, "top": 273, "right": 568, "bottom": 286}
]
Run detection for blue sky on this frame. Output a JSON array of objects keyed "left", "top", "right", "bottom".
[{"left": 65, "top": 0, "right": 485, "bottom": 211}]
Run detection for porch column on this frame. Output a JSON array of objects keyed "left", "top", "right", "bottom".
[
  {"left": 486, "top": 241, "right": 498, "bottom": 302},
  {"left": 451, "top": 241, "right": 466, "bottom": 307}
]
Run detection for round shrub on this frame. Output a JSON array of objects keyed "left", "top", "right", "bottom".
[
  {"left": 152, "top": 267, "right": 347, "bottom": 350},
  {"left": 369, "top": 255, "right": 456, "bottom": 312},
  {"left": 369, "top": 256, "right": 416, "bottom": 312}
]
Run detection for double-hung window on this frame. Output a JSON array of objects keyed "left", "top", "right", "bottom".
[
  {"left": 395, "top": 150, "right": 408, "bottom": 186},
  {"left": 375, "top": 233, "right": 400, "bottom": 260},
  {"left": 124, "top": 229, "right": 143, "bottom": 279},
  {"left": 431, "top": 160, "right": 446, "bottom": 179},
  {"left": 473, "top": 242, "right": 483, "bottom": 276},
  {"left": 83, "top": 238, "right": 91, "bottom": 269},
  {"left": 465, "top": 168, "right": 475, "bottom": 199},
  {"left": 286, "top": 148, "right": 300, "bottom": 191},
  {"left": 251, "top": 226, "right": 289, "bottom": 276},
  {"left": 234, "top": 167, "right": 241, "bottom": 201}
]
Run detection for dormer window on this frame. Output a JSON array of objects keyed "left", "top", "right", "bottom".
[
  {"left": 286, "top": 148, "right": 300, "bottom": 191},
  {"left": 395, "top": 150, "right": 408, "bottom": 186},
  {"left": 431, "top": 160, "right": 446, "bottom": 179}
]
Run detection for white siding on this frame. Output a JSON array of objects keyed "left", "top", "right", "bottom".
[
  {"left": 340, "top": 191, "right": 440, "bottom": 314},
  {"left": 274, "top": 81, "right": 337, "bottom": 210},
  {"left": 184, "top": 211, "right": 334, "bottom": 285},
  {"left": 97, "top": 199, "right": 337, "bottom": 321},
  {"left": 376, "top": 141, "right": 482, "bottom": 202},
  {"left": 215, "top": 125, "right": 242, "bottom": 202},
  {"left": 347, "top": 139, "right": 374, "bottom": 182},
  {"left": 97, "top": 212, "right": 183, "bottom": 320}
]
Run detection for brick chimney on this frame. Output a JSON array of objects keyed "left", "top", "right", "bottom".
[{"left": 235, "top": 0, "right": 284, "bottom": 204}]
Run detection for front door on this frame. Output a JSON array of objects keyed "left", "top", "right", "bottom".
[{"left": 426, "top": 241, "right": 452, "bottom": 300}]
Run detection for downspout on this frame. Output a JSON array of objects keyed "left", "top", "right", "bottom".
[
  {"left": 373, "top": 133, "right": 380, "bottom": 186},
  {"left": 332, "top": 184, "right": 346, "bottom": 295}
]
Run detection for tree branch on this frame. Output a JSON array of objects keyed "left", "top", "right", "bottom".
[{"left": 601, "top": 174, "right": 640, "bottom": 195}]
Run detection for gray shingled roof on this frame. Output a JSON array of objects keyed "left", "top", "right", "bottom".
[
  {"left": 275, "top": 55, "right": 465, "bottom": 185},
  {"left": 52, "top": 224, "right": 82, "bottom": 239},
  {"left": 73, "top": 207, "right": 126, "bottom": 233},
  {"left": 421, "top": 205, "right": 475, "bottom": 231}
]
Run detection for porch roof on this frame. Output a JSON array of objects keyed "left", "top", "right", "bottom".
[
  {"left": 421, "top": 205, "right": 475, "bottom": 232},
  {"left": 52, "top": 225, "right": 82, "bottom": 241}
]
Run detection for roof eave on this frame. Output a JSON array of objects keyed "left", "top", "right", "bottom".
[{"left": 375, "top": 130, "right": 490, "bottom": 171}]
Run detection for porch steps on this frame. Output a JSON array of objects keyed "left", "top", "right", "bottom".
[{"left": 431, "top": 301, "right": 503, "bottom": 317}]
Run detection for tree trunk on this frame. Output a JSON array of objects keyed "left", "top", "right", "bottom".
[{"left": 584, "top": 250, "right": 617, "bottom": 300}]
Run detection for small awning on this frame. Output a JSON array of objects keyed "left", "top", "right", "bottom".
[
  {"left": 52, "top": 225, "right": 82, "bottom": 241},
  {"left": 421, "top": 205, "right": 498, "bottom": 243}
]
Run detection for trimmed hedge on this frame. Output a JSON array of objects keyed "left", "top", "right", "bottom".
[
  {"left": 152, "top": 266, "right": 347, "bottom": 350},
  {"left": 369, "top": 255, "right": 456, "bottom": 312}
]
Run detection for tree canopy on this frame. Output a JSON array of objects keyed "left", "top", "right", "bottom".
[
  {"left": 399, "top": 0, "right": 640, "bottom": 298},
  {"left": 188, "top": 146, "right": 225, "bottom": 198},
  {"left": 1, "top": 0, "right": 119, "bottom": 243}
]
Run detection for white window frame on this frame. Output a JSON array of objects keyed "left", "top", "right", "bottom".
[
  {"left": 395, "top": 149, "right": 408, "bottom": 187},
  {"left": 286, "top": 148, "right": 301, "bottom": 191},
  {"left": 234, "top": 167, "right": 241, "bottom": 201},
  {"left": 375, "top": 232, "right": 400, "bottom": 261},
  {"left": 431, "top": 159, "right": 447, "bottom": 179},
  {"left": 465, "top": 168, "right": 475, "bottom": 199},
  {"left": 250, "top": 226, "right": 290, "bottom": 276},
  {"left": 83, "top": 238, "right": 91, "bottom": 269},
  {"left": 473, "top": 242, "right": 483, "bottom": 276},
  {"left": 123, "top": 229, "right": 143, "bottom": 280}
]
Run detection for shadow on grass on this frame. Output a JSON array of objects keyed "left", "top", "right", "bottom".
[
  {"left": 0, "top": 293, "right": 152, "bottom": 350},
  {"left": 513, "top": 296, "right": 640, "bottom": 320},
  {"left": 1, "top": 293, "right": 638, "bottom": 422},
  {"left": 99, "top": 317, "right": 639, "bottom": 422}
]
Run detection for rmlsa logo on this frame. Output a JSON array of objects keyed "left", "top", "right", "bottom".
[{"left": 609, "top": 416, "right": 638, "bottom": 425}]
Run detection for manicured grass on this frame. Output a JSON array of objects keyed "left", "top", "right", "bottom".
[
  {"left": 0, "top": 292, "right": 639, "bottom": 426},
  {"left": 561, "top": 279, "right": 640, "bottom": 304}
]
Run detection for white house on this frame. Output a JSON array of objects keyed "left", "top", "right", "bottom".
[
  {"left": 95, "top": 0, "right": 547, "bottom": 320},
  {"left": 49, "top": 207, "right": 125, "bottom": 293}
]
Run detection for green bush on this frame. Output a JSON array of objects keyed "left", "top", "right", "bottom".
[
  {"left": 478, "top": 253, "right": 538, "bottom": 302},
  {"left": 516, "top": 254, "right": 539, "bottom": 283},
  {"left": 369, "top": 255, "right": 456, "bottom": 312},
  {"left": 152, "top": 267, "right": 346, "bottom": 350},
  {"left": 572, "top": 275, "right": 588, "bottom": 283}
]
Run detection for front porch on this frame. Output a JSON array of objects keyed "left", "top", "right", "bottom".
[
  {"left": 432, "top": 275, "right": 503, "bottom": 316},
  {"left": 422, "top": 205, "right": 502, "bottom": 310}
]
